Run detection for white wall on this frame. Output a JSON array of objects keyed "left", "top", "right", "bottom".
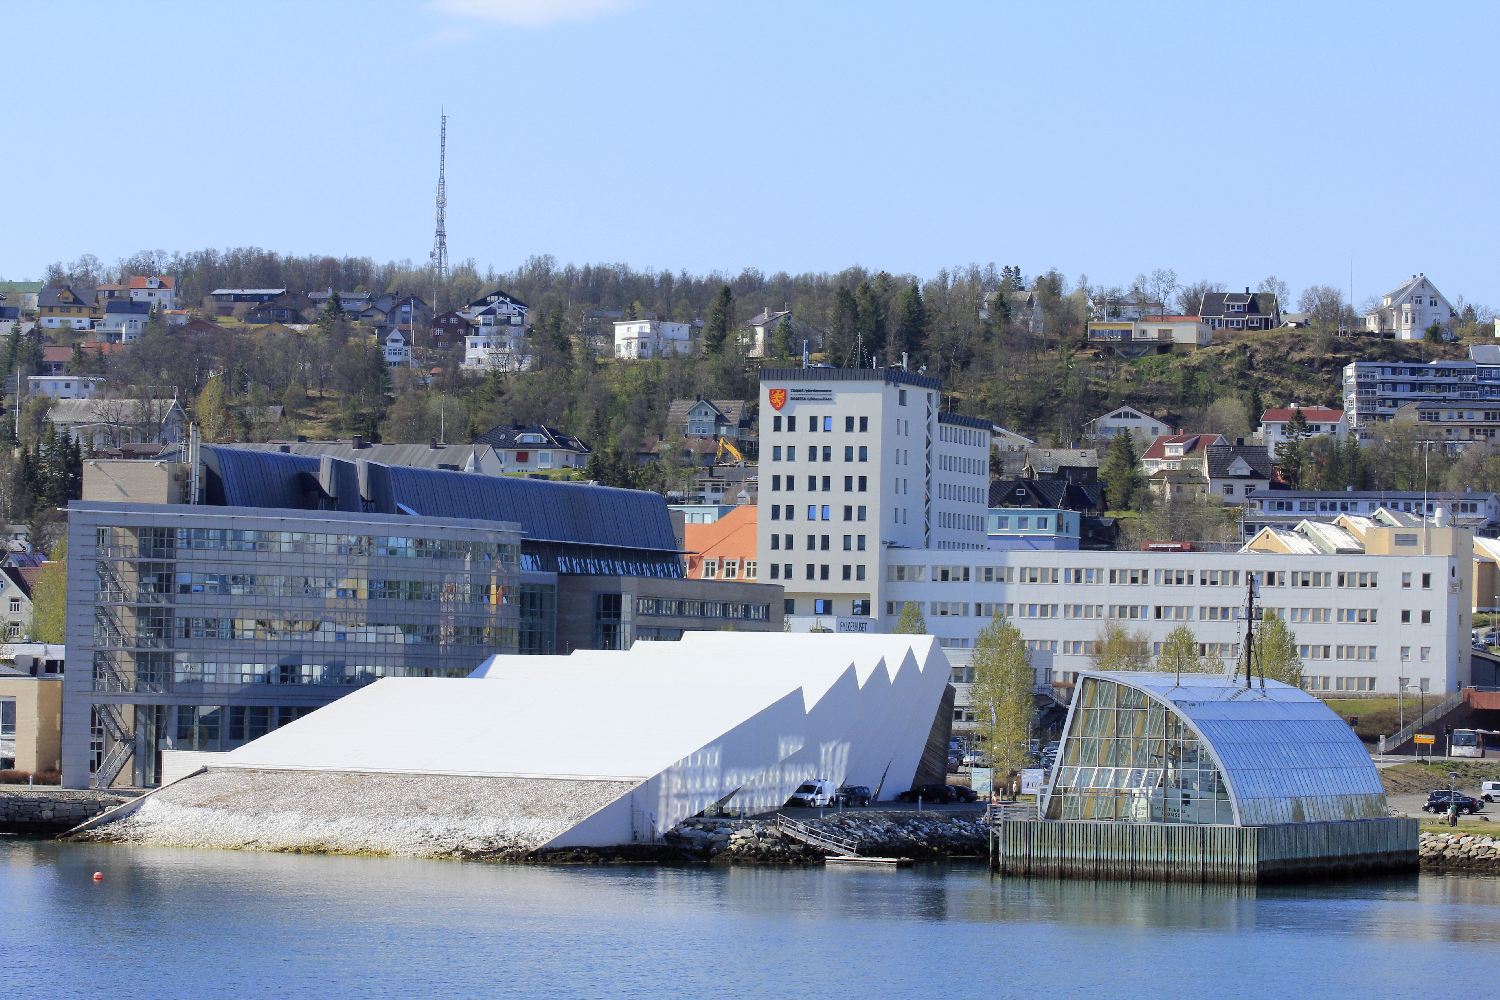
[{"left": 883, "top": 547, "right": 1470, "bottom": 696}]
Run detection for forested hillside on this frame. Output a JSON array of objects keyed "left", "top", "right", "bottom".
[{"left": 32, "top": 249, "right": 1488, "bottom": 467}]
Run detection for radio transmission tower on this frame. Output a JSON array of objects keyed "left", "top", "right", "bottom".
[{"left": 430, "top": 110, "right": 449, "bottom": 291}]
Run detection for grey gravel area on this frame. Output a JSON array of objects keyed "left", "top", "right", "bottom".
[{"left": 80, "top": 768, "right": 635, "bottom": 859}]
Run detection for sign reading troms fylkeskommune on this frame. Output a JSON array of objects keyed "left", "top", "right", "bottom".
[{"left": 767, "top": 386, "right": 834, "bottom": 410}]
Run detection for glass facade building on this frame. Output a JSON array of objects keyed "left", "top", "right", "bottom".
[
  {"left": 65, "top": 503, "right": 522, "bottom": 788},
  {"left": 1042, "top": 672, "right": 1389, "bottom": 826}
]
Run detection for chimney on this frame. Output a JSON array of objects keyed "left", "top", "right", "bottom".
[
  {"left": 429, "top": 437, "right": 439, "bottom": 449},
  {"left": 351, "top": 434, "right": 367, "bottom": 449},
  {"left": 1244, "top": 286, "right": 1250, "bottom": 294}
]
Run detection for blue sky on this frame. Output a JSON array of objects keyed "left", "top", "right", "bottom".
[{"left": 7, "top": 0, "right": 1498, "bottom": 308}]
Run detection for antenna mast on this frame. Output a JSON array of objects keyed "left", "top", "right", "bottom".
[{"left": 430, "top": 109, "right": 449, "bottom": 305}]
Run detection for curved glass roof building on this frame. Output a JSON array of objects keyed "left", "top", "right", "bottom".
[{"left": 1042, "top": 672, "right": 1389, "bottom": 826}]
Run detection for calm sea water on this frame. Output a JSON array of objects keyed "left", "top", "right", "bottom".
[{"left": 4, "top": 840, "right": 1497, "bottom": 999}]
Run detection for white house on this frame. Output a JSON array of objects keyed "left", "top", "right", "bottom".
[
  {"left": 472, "top": 423, "right": 590, "bottom": 472},
  {"left": 98, "top": 300, "right": 152, "bottom": 343},
  {"left": 1085, "top": 405, "right": 1169, "bottom": 448},
  {"left": 1259, "top": 406, "right": 1347, "bottom": 457},
  {"left": 127, "top": 275, "right": 175, "bottom": 311},
  {"left": 28, "top": 375, "right": 103, "bottom": 400},
  {"left": 1140, "top": 433, "right": 1227, "bottom": 475},
  {"left": 613, "top": 319, "right": 693, "bottom": 359},
  {"left": 745, "top": 308, "right": 789, "bottom": 358},
  {"left": 381, "top": 328, "right": 412, "bottom": 367},
  {"left": 47, "top": 397, "right": 187, "bottom": 450},
  {"left": 1365, "top": 273, "right": 1457, "bottom": 340},
  {"left": 462, "top": 331, "right": 532, "bottom": 371}
]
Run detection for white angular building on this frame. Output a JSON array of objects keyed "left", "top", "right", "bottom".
[{"left": 83, "top": 633, "right": 953, "bottom": 856}]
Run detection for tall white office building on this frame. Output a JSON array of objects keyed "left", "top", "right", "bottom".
[{"left": 757, "top": 367, "right": 988, "bottom": 629}]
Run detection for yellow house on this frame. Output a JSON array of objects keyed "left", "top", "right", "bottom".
[{"left": 38, "top": 284, "right": 96, "bottom": 331}]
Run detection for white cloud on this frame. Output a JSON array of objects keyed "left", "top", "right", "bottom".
[{"left": 429, "top": 0, "right": 634, "bottom": 28}]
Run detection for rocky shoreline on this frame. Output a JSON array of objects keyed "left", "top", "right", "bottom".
[
  {"left": 1419, "top": 831, "right": 1500, "bottom": 873},
  {"left": 661, "top": 811, "right": 989, "bottom": 865}
]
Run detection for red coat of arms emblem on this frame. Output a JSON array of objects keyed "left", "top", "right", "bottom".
[{"left": 768, "top": 388, "right": 788, "bottom": 411}]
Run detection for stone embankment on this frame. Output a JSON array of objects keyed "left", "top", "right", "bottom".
[
  {"left": 1420, "top": 831, "right": 1500, "bottom": 872},
  {"left": 0, "top": 788, "right": 135, "bottom": 836},
  {"left": 664, "top": 810, "right": 989, "bottom": 864}
]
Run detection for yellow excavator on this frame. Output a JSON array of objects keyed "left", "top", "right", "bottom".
[{"left": 715, "top": 437, "right": 745, "bottom": 465}]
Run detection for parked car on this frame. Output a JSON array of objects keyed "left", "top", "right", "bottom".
[
  {"left": 1424, "top": 790, "right": 1483, "bottom": 814},
  {"left": 896, "top": 783, "right": 954, "bottom": 804},
  {"left": 1482, "top": 781, "right": 1500, "bottom": 803},
  {"left": 835, "top": 784, "right": 872, "bottom": 807},
  {"left": 961, "top": 748, "right": 988, "bottom": 767},
  {"left": 785, "top": 779, "right": 837, "bottom": 808},
  {"left": 946, "top": 784, "right": 979, "bottom": 803}
]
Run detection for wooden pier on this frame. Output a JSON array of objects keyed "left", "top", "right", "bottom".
[{"left": 990, "top": 817, "right": 1418, "bottom": 884}]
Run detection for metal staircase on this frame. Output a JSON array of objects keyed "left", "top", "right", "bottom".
[
  {"left": 92, "top": 703, "right": 134, "bottom": 789},
  {"left": 772, "top": 814, "right": 861, "bottom": 855}
]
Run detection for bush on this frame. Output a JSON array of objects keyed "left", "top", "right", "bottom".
[{"left": 0, "top": 768, "right": 61, "bottom": 785}]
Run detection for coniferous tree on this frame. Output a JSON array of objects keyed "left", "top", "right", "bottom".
[
  {"left": 892, "top": 284, "right": 927, "bottom": 365},
  {"left": 854, "top": 280, "right": 887, "bottom": 362},
  {"left": 703, "top": 285, "right": 735, "bottom": 356},
  {"left": 824, "top": 286, "right": 859, "bottom": 365},
  {"left": 1098, "top": 432, "right": 1144, "bottom": 511},
  {"left": 768, "top": 315, "right": 794, "bottom": 364}
]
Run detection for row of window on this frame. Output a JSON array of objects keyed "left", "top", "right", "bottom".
[
  {"left": 890, "top": 564, "right": 1439, "bottom": 592},
  {"left": 770, "top": 534, "right": 868, "bottom": 552},
  {"left": 634, "top": 598, "right": 770, "bottom": 621},
  {"left": 123, "top": 527, "right": 517, "bottom": 563},
  {"left": 768, "top": 504, "right": 868, "bottom": 522},
  {"left": 147, "top": 571, "right": 508, "bottom": 605},
  {"left": 770, "top": 414, "right": 870, "bottom": 434},
  {"left": 769, "top": 445, "right": 870, "bottom": 463},
  {"left": 119, "top": 615, "right": 510, "bottom": 646},
  {"left": 767, "top": 474, "right": 869, "bottom": 492},
  {"left": 698, "top": 558, "right": 756, "bottom": 580},
  {"left": 768, "top": 562, "right": 868, "bottom": 582}
]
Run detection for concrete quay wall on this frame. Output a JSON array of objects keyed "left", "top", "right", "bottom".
[{"left": 0, "top": 788, "right": 135, "bottom": 836}]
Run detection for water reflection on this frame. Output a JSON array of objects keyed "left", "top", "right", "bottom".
[{"left": 5, "top": 841, "right": 1500, "bottom": 999}]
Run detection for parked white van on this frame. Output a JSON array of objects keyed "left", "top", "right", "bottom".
[
  {"left": 785, "top": 779, "right": 837, "bottom": 808},
  {"left": 1481, "top": 781, "right": 1500, "bottom": 803}
]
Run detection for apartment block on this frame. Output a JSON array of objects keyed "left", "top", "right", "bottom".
[
  {"left": 1343, "top": 346, "right": 1500, "bottom": 446},
  {"left": 756, "top": 367, "right": 987, "bottom": 629}
]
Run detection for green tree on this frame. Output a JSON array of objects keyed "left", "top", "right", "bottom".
[
  {"left": 893, "top": 601, "right": 927, "bottom": 634},
  {"left": 1098, "top": 432, "right": 1144, "bottom": 511},
  {"left": 1275, "top": 407, "right": 1312, "bottom": 489},
  {"left": 703, "top": 285, "right": 735, "bottom": 355},
  {"left": 1255, "top": 612, "right": 1304, "bottom": 687},
  {"left": 1089, "top": 620, "right": 1151, "bottom": 672},
  {"left": 30, "top": 535, "right": 67, "bottom": 644},
  {"left": 854, "top": 280, "right": 887, "bottom": 362},
  {"left": 1156, "top": 625, "right": 1218, "bottom": 679},
  {"left": 768, "top": 315, "right": 794, "bottom": 364},
  {"left": 195, "top": 373, "right": 237, "bottom": 443},
  {"left": 968, "top": 614, "right": 1034, "bottom": 795},
  {"left": 824, "top": 286, "right": 858, "bottom": 365},
  {"left": 892, "top": 283, "right": 927, "bottom": 365}
]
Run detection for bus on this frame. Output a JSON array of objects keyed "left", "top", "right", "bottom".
[{"left": 1450, "top": 729, "right": 1486, "bottom": 759}]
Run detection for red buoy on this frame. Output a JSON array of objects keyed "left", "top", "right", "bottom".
[{"left": 92, "top": 871, "right": 104, "bottom": 882}]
